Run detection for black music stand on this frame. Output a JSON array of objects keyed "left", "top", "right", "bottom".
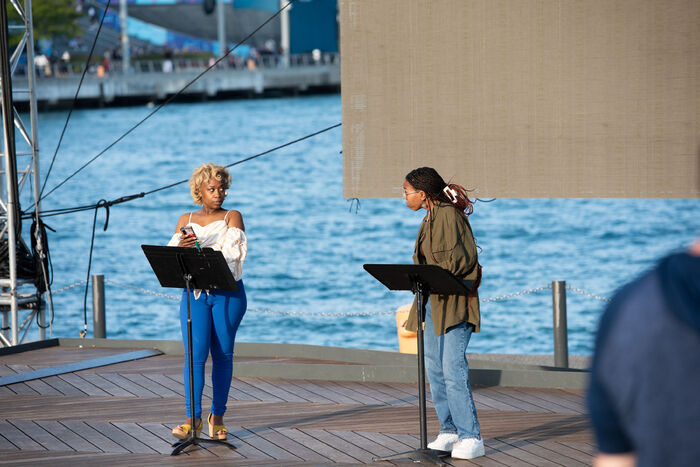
[
  {"left": 363, "top": 264, "right": 473, "bottom": 466},
  {"left": 142, "top": 245, "right": 239, "bottom": 456}
]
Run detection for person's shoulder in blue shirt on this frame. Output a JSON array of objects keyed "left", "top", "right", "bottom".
[{"left": 587, "top": 240, "right": 700, "bottom": 467}]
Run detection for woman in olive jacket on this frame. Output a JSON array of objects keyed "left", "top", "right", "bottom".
[{"left": 402, "top": 167, "right": 484, "bottom": 460}]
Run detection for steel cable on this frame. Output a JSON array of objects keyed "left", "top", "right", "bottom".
[
  {"left": 39, "top": 0, "right": 112, "bottom": 200},
  {"left": 21, "top": 122, "right": 341, "bottom": 221},
  {"left": 39, "top": 0, "right": 297, "bottom": 203}
]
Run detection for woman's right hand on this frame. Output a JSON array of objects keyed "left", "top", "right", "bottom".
[{"left": 178, "top": 234, "right": 197, "bottom": 247}]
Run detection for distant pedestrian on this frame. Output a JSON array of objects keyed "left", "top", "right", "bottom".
[
  {"left": 103, "top": 48, "right": 111, "bottom": 73},
  {"left": 113, "top": 46, "right": 122, "bottom": 72},
  {"left": 264, "top": 38, "right": 277, "bottom": 54},
  {"left": 246, "top": 47, "right": 258, "bottom": 71},
  {"left": 587, "top": 237, "right": 700, "bottom": 467},
  {"left": 163, "top": 47, "right": 173, "bottom": 73},
  {"left": 34, "top": 53, "right": 49, "bottom": 77},
  {"left": 60, "top": 50, "right": 71, "bottom": 75}
]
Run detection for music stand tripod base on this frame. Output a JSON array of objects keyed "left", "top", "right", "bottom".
[
  {"left": 171, "top": 433, "right": 236, "bottom": 456},
  {"left": 374, "top": 448, "right": 452, "bottom": 466}
]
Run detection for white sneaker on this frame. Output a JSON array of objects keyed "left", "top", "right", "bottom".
[
  {"left": 427, "top": 433, "right": 458, "bottom": 451},
  {"left": 451, "top": 437, "right": 485, "bottom": 459}
]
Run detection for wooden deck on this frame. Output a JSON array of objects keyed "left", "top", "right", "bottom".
[{"left": 0, "top": 345, "right": 594, "bottom": 466}]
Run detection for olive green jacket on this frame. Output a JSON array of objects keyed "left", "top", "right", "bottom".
[{"left": 405, "top": 202, "right": 481, "bottom": 335}]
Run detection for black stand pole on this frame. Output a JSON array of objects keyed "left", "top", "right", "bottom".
[
  {"left": 373, "top": 278, "right": 450, "bottom": 466},
  {"left": 171, "top": 258, "right": 237, "bottom": 455},
  {"left": 363, "top": 264, "right": 473, "bottom": 466}
]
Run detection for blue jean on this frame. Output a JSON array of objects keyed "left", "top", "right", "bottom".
[
  {"left": 179, "top": 281, "right": 246, "bottom": 419},
  {"left": 424, "top": 301, "right": 481, "bottom": 439}
]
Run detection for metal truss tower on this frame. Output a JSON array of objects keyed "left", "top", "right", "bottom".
[{"left": 0, "top": 0, "right": 44, "bottom": 347}]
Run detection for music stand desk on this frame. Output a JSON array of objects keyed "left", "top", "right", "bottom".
[{"left": 364, "top": 264, "right": 472, "bottom": 466}]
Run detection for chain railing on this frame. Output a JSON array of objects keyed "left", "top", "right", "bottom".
[
  {"left": 566, "top": 285, "right": 611, "bottom": 302},
  {"left": 52, "top": 280, "right": 88, "bottom": 294},
  {"left": 48, "top": 276, "right": 611, "bottom": 367},
  {"left": 44, "top": 276, "right": 612, "bottom": 368},
  {"left": 251, "top": 309, "right": 396, "bottom": 317},
  {"left": 49, "top": 277, "right": 611, "bottom": 316},
  {"left": 480, "top": 285, "right": 552, "bottom": 303},
  {"left": 104, "top": 280, "right": 180, "bottom": 301}
]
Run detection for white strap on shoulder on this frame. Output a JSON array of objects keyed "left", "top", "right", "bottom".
[
  {"left": 223, "top": 210, "right": 231, "bottom": 224},
  {"left": 188, "top": 212, "right": 192, "bottom": 223}
]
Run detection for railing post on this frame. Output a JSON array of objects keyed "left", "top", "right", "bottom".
[
  {"left": 38, "top": 303, "right": 45, "bottom": 340},
  {"left": 92, "top": 274, "right": 106, "bottom": 338},
  {"left": 552, "top": 281, "right": 568, "bottom": 368}
]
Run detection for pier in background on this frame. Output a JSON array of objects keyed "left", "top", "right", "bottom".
[{"left": 14, "top": 54, "right": 340, "bottom": 108}]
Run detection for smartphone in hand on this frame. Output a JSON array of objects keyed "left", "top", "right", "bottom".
[
  {"left": 180, "top": 225, "right": 201, "bottom": 251},
  {"left": 180, "top": 226, "right": 196, "bottom": 238}
]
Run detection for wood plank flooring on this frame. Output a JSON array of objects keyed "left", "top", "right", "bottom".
[{"left": 0, "top": 345, "right": 593, "bottom": 466}]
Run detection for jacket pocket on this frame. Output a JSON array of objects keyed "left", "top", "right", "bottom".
[{"left": 431, "top": 248, "right": 454, "bottom": 270}]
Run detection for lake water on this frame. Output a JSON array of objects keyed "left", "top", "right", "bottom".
[{"left": 16, "top": 94, "right": 699, "bottom": 355}]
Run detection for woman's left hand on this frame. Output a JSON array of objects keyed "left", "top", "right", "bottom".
[{"left": 178, "top": 234, "right": 197, "bottom": 247}]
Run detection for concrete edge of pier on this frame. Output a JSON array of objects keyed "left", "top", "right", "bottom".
[{"left": 26, "top": 337, "right": 590, "bottom": 390}]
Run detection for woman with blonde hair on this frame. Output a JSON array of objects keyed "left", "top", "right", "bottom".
[{"left": 167, "top": 163, "right": 247, "bottom": 441}]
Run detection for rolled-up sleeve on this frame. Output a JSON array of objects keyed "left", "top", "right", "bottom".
[{"left": 217, "top": 227, "right": 247, "bottom": 281}]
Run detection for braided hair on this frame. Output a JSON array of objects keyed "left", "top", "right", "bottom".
[{"left": 405, "top": 167, "right": 474, "bottom": 215}]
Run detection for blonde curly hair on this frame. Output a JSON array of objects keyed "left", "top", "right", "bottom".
[{"left": 189, "top": 163, "right": 231, "bottom": 205}]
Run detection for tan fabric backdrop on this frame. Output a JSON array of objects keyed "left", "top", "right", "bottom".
[{"left": 340, "top": 0, "right": 700, "bottom": 198}]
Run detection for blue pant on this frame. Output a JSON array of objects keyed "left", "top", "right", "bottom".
[
  {"left": 424, "top": 301, "right": 481, "bottom": 439},
  {"left": 179, "top": 281, "right": 246, "bottom": 419}
]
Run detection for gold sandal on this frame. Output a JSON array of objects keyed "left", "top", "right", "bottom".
[
  {"left": 207, "top": 413, "right": 228, "bottom": 440},
  {"left": 172, "top": 419, "right": 202, "bottom": 440}
]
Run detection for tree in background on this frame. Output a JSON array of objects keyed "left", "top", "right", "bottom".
[{"left": 7, "top": 0, "right": 82, "bottom": 47}]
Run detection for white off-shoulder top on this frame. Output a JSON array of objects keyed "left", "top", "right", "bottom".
[{"left": 167, "top": 211, "right": 247, "bottom": 297}]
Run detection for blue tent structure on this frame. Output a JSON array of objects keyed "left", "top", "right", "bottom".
[{"left": 288, "top": 0, "right": 338, "bottom": 54}]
